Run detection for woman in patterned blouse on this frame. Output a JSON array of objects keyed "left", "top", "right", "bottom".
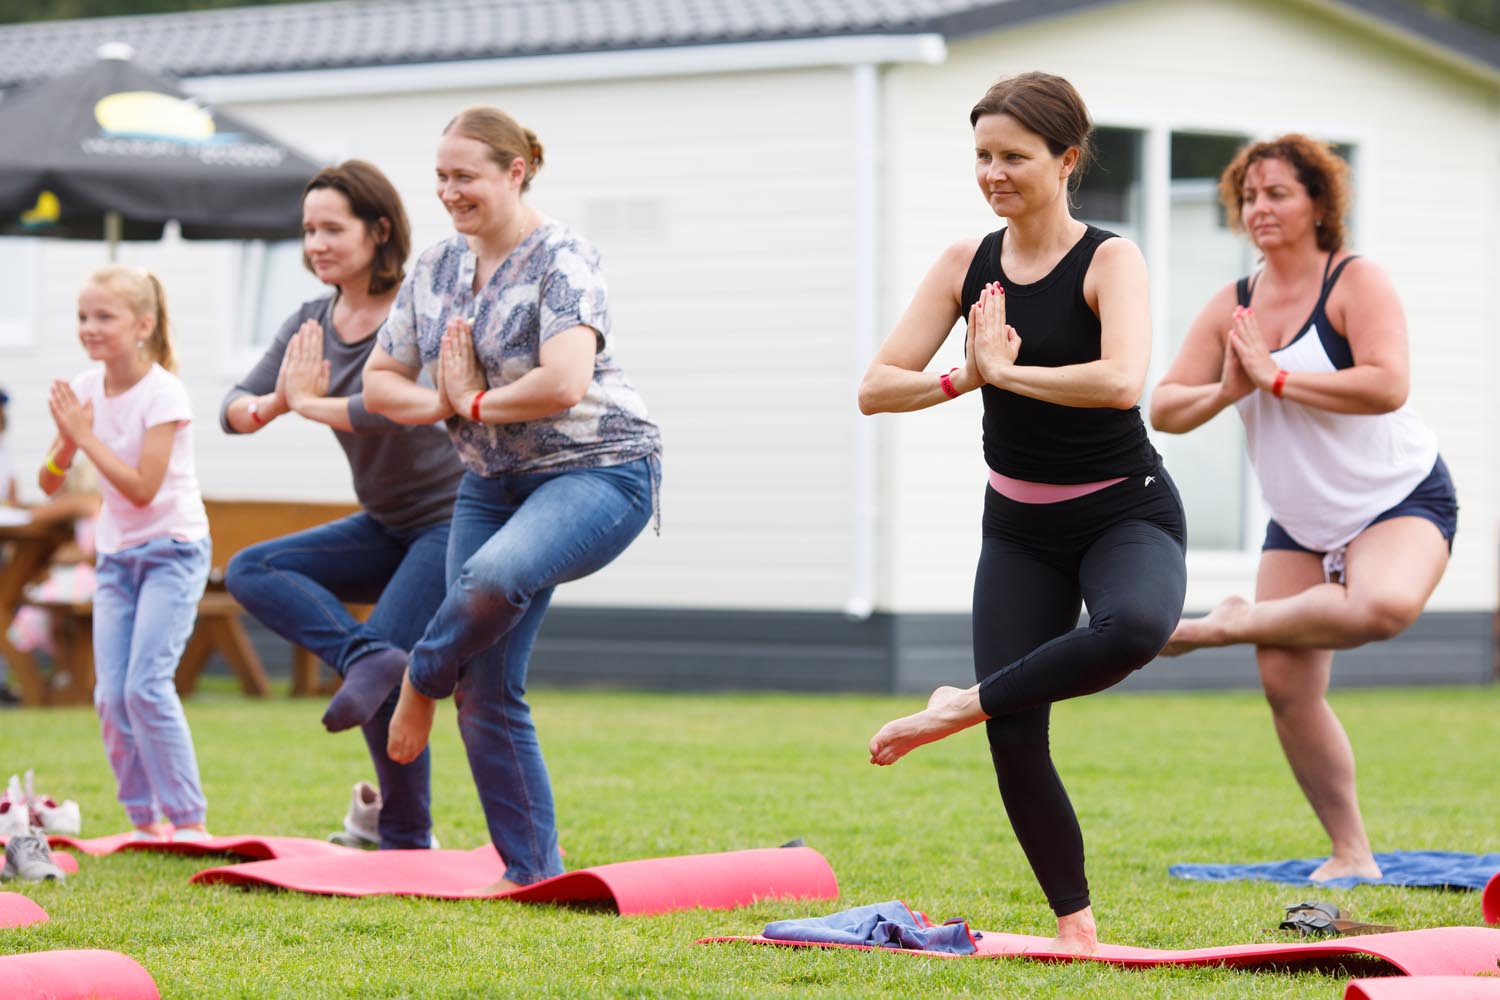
[{"left": 364, "top": 106, "right": 661, "bottom": 891}]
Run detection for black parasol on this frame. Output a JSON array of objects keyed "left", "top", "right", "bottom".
[{"left": 0, "top": 44, "right": 320, "bottom": 246}]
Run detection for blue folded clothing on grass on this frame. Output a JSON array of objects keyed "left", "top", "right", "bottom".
[
  {"left": 763, "top": 900, "right": 979, "bottom": 954},
  {"left": 1170, "top": 850, "right": 1500, "bottom": 890}
]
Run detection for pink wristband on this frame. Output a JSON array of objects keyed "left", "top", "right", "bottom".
[{"left": 938, "top": 368, "right": 960, "bottom": 400}]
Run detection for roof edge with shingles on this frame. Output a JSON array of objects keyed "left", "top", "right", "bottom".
[{"left": 0, "top": 0, "right": 1494, "bottom": 91}]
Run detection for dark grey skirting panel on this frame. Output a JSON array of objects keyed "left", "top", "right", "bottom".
[{"left": 239, "top": 608, "right": 1495, "bottom": 694}]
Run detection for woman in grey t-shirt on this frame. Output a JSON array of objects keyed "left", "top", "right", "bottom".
[
  {"left": 365, "top": 107, "right": 660, "bottom": 891},
  {"left": 221, "top": 161, "right": 463, "bottom": 850}
]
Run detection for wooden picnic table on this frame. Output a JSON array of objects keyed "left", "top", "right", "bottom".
[{"left": 0, "top": 516, "right": 74, "bottom": 706}]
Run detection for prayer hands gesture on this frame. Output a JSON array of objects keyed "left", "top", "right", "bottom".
[
  {"left": 441, "top": 316, "right": 489, "bottom": 419},
  {"left": 968, "top": 281, "right": 1020, "bottom": 386},
  {"left": 1226, "top": 306, "right": 1278, "bottom": 393},
  {"left": 48, "top": 381, "right": 94, "bottom": 444},
  {"left": 283, "top": 321, "right": 331, "bottom": 412}
]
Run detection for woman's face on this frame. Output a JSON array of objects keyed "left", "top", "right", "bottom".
[
  {"left": 303, "top": 187, "right": 380, "bottom": 289},
  {"left": 1240, "top": 157, "right": 1318, "bottom": 252},
  {"left": 435, "top": 132, "right": 523, "bottom": 239},
  {"left": 973, "top": 113, "right": 1076, "bottom": 219},
  {"left": 76, "top": 283, "right": 150, "bottom": 365}
]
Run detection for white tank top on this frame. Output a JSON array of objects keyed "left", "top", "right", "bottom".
[{"left": 1234, "top": 257, "right": 1437, "bottom": 553}]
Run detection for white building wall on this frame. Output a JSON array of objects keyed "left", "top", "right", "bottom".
[
  {"left": 3, "top": 67, "right": 865, "bottom": 612},
  {"left": 878, "top": 0, "right": 1499, "bottom": 614}
]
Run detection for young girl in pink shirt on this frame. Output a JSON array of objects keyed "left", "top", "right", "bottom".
[{"left": 40, "top": 265, "right": 211, "bottom": 841}]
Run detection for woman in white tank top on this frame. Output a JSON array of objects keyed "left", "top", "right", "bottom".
[{"left": 1149, "top": 135, "right": 1456, "bottom": 883}]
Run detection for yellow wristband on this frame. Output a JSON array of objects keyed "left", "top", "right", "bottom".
[{"left": 45, "top": 456, "right": 68, "bottom": 477}]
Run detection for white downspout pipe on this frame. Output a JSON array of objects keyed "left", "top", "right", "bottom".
[{"left": 846, "top": 61, "right": 882, "bottom": 620}]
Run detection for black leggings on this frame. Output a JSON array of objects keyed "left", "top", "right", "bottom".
[{"left": 973, "top": 469, "right": 1186, "bottom": 916}]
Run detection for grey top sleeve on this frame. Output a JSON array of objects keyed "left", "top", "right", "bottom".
[{"left": 218, "top": 303, "right": 309, "bottom": 435}]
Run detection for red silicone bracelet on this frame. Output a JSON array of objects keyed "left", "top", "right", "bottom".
[
  {"left": 1271, "top": 369, "right": 1289, "bottom": 398},
  {"left": 939, "top": 368, "right": 960, "bottom": 400},
  {"left": 470, "top": 389, "right": 486, "bottom": 421}
]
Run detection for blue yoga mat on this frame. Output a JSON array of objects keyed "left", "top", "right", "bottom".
[{"left": 1169, "top": 850, "right": 1500, "bottom": 890}]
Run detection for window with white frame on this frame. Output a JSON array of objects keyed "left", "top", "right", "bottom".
[
  {"left": 0, "top": 237, "right": 37, "bottom": 351},
  {"left": 237, "top": 240, "right": 324, "bottom": 352}
]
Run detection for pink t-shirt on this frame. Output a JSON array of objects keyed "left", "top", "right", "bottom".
[{"left": 70, "top": 365, "right": 208, "bottom": 554}]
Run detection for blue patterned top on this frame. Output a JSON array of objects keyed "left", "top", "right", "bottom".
[{"left": 379, "top": 221, "right": 661, "bottom": 476}]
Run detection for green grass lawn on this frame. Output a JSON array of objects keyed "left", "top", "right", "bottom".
[{"left": 0, "top": 681, "right": 1494, "bottom": 998}]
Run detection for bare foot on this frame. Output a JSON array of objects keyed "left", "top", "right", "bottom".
[
  {"left": 868, "top": 685, "right": 986, "bottom": 766},
  {"left": 1158, "top": 595, "right": 1250, "bottom": 656},
  {"left": 386, "top": 674, "right": 436, "bottom": 765},
  {"left": 468, "top": 877, "right": 525, "bottom": 897},
  {"left": 1310, "top": 854, "right": 1382, "bottom": 882},
  {"left": 1041, "top": 906, "right": 1098, "bottom": 957}
]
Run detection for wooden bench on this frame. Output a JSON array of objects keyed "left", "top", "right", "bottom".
[{"left": 38, "top": 499, "right": 364, "bottom": 702}]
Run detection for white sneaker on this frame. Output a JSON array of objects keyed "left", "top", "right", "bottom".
[
  {"left": 0, "top": 775, "right": 31, "bottom": 839},
  {"left": 328, "top": 781, "right": 380, "bottom": 848},
  {"left": 24, "top": 770, "right": 80, "bottom": 835},
  {"left": 171, "top": 828, "right": 213, "bottom": 843}
]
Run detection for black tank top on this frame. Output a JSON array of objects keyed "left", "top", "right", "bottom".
[{"left": 961, "top": 225, "right": 1160, "bottom": 483}]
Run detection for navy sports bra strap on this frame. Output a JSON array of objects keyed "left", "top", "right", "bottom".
[
  {"left": 1236, "top": 275, "right": 1253, "bottom": 307},
  {"left": 1317, "top": 254, "right": 1360, "bottom": 309}
]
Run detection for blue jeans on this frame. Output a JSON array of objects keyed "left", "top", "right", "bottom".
[
  {"left": 408, "top": 457, "right": 656, "bottom": 884},
  {"left": 93, "top": 535, "right": 211, "bottom": 828},
  {"left": 225, "top": 513, "right": 449, "bottom": 848}
]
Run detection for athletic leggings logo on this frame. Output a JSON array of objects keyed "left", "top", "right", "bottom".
[{"left": 1144, "top": 475, "right": 1156, "bottom": 487}]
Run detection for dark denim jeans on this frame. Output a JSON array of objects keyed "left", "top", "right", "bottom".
[
  {"left": 407, "top": 457, "right": 655, "bottom": 884},
  {"left": 225, "top": 512, "right": 449, "bottom": 848}
]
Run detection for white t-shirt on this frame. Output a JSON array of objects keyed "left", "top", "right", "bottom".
[{"left": 70, "top": 365, "right": 208, "bottom": 554}]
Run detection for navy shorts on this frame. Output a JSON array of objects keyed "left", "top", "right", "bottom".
[{"left": 1263, "top": 455, "right": 1458, "bottom": 554}]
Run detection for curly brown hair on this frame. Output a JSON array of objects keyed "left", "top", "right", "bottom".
[{"left": 1217, "top": 134, "right": 1350, "bottom": 253}]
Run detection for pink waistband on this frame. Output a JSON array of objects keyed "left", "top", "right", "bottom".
[{"left": 987, "top": 469, "right": 1127, "bottom": 504}]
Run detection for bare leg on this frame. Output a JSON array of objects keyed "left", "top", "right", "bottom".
[
  {"left": 1161, "top": 518, "right": 1447, "bottom": 654},
  {"left": 868, "top": 685, "right": 988, "bottom": 765},
  {"left": 386, "top": 674, "right": 436, "bottom": 766},
  {"left": 1256, "top": 551, "right": 1380, "bottom": 880}
]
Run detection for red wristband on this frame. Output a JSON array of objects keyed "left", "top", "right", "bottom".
[
  {"left": 1271, "top": 369, "right": 1289, "bottom": 398},
  {"left": 938, "top": 367, "right": 960, "bottom": 400},
  {"left": 469, "top": 389, "right": 486, "bottom": 422}
]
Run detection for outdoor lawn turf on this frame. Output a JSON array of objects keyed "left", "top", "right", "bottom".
[{"left": 0, "top": 682, "right": 1493, "bottom": 998}]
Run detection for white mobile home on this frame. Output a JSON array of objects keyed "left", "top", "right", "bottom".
[{"left": 1, "top": 0, "right": 1495, "bottom": 690}]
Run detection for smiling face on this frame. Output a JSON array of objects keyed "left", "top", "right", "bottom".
[
  {"left": 302, "top": 187, "right": 381, "bottom": 290},
  {"left": 1240, "top": 157, "right": 1318, "bottom": 253},
  {"left": 973, "top": 113, "right": 1077, "bottom": 220},
  {"left": 435, "top": 131, "right": 526, "bottom": 239},
  {"left": 77, "top": 282, "right": 151, "bottom": 365}
]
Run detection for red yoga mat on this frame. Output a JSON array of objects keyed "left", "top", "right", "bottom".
[
  {"left": 701, "top": 926, "right": 1500, "bottom": 976},
  {"left": 1485, "top": 871, "right": 1499, "bottom": 925},
  {"left": 1345, "top": 977, "right": 1500, "bottom": 1000},
  {"left": 193, "top": 845, "right": 839, "bottom": 916},
  {"left": 0, "top": 892, "right": 48, "bottom": 928},
  {"left": 7, "top": 833, "right": 360, "bottom": 860},
  {"left": 0, "top": 949, "right": 159, "bottom": 1000}
]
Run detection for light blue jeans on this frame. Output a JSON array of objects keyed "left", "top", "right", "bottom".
[
  {"left": 225, "top": 513, "right": 449, "bottom": 848},
  {"left": 407, "top": 457, "right": 656, "bottom": 884},
  {"left": 93, "top": 535, "right": 211, "bottom": 828}
]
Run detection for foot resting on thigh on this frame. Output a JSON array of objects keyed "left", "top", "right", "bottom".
[
  {"left": 1158, "top": 595, "right": 1250, "bottom": 657},
  {"left": 868, "top": 685, "right": 986, "bottom": 766},
  {"left": 1309, "top": 852, "right": 1382, "bottom": 882},
  {"left": 323, "top": 648, "right": 409, "bottom": 733},
  {"left": 1034, "top": 906, "right": 1098, "bottom": 957},
  {"left": 386, "top": 674, "right": 436, "bottom": 765}
]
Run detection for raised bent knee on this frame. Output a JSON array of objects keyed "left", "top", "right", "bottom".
[
  {"left": 1354, "top": 594, "right": 1422, "bottom": 643},
  {"left": 1097, "top": 603, "right": 1176, "bottom": 668}
]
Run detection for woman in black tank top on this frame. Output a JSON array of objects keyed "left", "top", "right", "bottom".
[
  {"left": 1150, "top": 135, "right": 1455, "bottom": 883},
  {"left": 859, "top": 72, "right": 1186, "bottom": 956}
]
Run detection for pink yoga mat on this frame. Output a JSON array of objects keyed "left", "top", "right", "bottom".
[
  {"left": 193, "top": 845, "right": 839, "bottom": 916},
  {"left": 1345, "top": 977, "right": 1500, "bottom": 1000},
  {"left": 3, "top": 833, "right": 360, "bottom": 860},
  {"left": 0, "top": 892, "right": 48, "bottom": 928},
  {"left": 702, "top": 926, "right": 1500, "bottom": 976},
  {"left": 0, "top": 949, "right": 159, "bottom": 1000},
  {"left": 1485, "top": 871, "right": 1499, "bottom": 925}
]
